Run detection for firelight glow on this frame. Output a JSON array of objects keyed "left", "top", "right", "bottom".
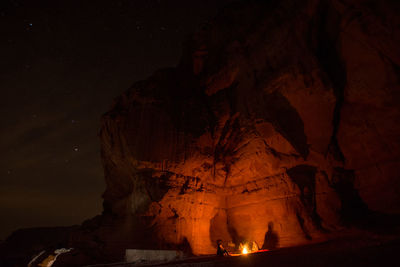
[{"left": 242, "top": 246, "right": 248, "bottom": 255}]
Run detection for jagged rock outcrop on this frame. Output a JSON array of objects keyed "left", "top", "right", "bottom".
[{"left": 98, "top": 0, "right": 400, "bottom": 256}]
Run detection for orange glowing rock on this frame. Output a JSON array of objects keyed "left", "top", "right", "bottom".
[{"left": 96, "top": 0, "right": 400, "bottom": 259}]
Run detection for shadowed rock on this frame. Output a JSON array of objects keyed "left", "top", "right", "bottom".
[{"left": 96, "top": 0, "right": 400, "bottom": 257}]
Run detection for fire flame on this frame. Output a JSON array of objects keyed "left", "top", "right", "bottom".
[{"left": 242, "top": 245, "right": 248, "bottom": 254}]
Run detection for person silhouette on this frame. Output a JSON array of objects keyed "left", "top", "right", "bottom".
[{"left": 216, "top": 240, "right": 230, "bottom": 256}]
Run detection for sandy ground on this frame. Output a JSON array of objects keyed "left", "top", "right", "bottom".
[{"left": 90, "top": 231, "right": 400, "bottom": 267}]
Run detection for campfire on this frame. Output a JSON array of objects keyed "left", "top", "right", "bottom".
[
  {"left": 228, "top": 241, "right": 269, "bottom": 256},
  {"left": 242, "top": 245, "right": 249, "bottom": 255}
]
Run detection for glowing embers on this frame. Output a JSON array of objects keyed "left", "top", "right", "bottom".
[
  {"left": 229, "top": 241, "right": 263, "bottom": 256},
  {"left": 242, "top": 245, "right": 249, "bottom": 255},
  {"left": 240, "top": 241, "right": 258, "bottom": 254}
]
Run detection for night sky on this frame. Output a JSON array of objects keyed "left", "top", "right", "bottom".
[{"left": 0, "top": 0, "right": 236, "bottom": 240}]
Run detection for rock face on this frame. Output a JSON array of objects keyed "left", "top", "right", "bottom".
[{"left": 99, "top": 0, "right": 400, "bottom": 256}]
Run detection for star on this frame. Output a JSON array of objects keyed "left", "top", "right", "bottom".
[{"left": 26, "top": 22, "right": 33, "bottom": 30}]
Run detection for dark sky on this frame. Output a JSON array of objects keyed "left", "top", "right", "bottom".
[{"left": 0, "top": 0, "right": 236, "bottom": 240}]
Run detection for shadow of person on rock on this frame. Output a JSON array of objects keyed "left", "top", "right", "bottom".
[{"left": 262, "top": 222, "right": 279, "bottom": 250}]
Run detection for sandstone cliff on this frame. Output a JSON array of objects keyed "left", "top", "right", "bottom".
[{"left": 97, "top": 0, "right": 400, "bottom": 256}]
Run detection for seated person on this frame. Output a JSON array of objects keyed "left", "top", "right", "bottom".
[{"left": 216, "top": 240, "right": 230, "bottom": 256}]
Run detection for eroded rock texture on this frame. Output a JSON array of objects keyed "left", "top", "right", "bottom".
[{"left": 99, "top": 0, "right": 400, "bottom": 256}]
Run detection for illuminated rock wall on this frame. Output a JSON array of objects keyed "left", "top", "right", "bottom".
[{"left": 99, "top": 0, "right": 400, "bottom": 255}]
